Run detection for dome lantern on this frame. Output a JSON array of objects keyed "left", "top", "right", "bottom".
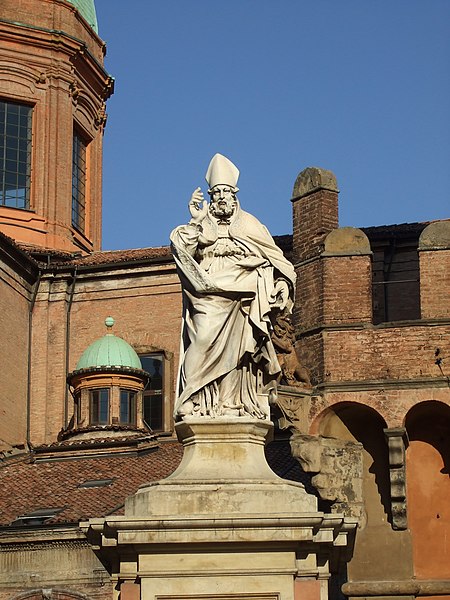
[{"left": 66, "top": 318, "right": 151, "bottom": 440}]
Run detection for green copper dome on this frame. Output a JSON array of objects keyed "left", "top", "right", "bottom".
[
  {"left": 76, "top": 318, "right": 142, "bottom": 371},
  {"left": 66, "top": 0, "right": 98, "bottom": 33}
]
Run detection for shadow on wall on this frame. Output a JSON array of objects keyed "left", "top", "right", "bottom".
[
  {"left": 405, "top": 400, "right": 450, "bottom": 579},
  {"left": 316, "top": 402, "right": 391, "bottom": 525},
  {"left": 406, "top": 400, "right": 450, "bottom": 476}
]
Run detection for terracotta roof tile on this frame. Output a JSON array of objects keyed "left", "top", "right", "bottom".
[
  {"left": 0, "top": 441, "right": 183, "bottom": 525},
  {"left": 62, "top": 246, "right": 173, "bottom": 267},
  {"left": 361, "top": 221, "right": 428, "bottom": 240},
  {"left": 0, "top": 438, "right": 313, "bottom": 526}
]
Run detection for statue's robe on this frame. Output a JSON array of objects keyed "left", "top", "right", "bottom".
[{"left": 170, "top": 203, "right": 296, "bottom": 419}]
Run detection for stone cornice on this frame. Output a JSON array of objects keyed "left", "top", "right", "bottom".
[
  {"left": 0, "top": 524, "right": 85, "bottom": 546},
  {"left": 83, "top": 512, "right": 357, "bottom": 548},
  {"left": 342, "top": 579, "right": 450, "bottom": 597},
  {"left": 315, "top": 376, "right": 450, "bottom": 393},
  {"left": 297, "top": 317, "right": 450, "bottom": 338}
]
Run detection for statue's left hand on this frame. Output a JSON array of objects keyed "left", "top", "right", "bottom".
[{"left": 270, "top": 279, "right": 289, "bottom": 310}]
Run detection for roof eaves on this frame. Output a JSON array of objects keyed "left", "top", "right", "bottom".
[{"left": 0, "top": 231, "right": 41, "bottom": 281}]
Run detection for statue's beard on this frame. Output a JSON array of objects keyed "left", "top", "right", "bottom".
[{"left": 209, "top": 199, "right": 236, "bottom": 219}]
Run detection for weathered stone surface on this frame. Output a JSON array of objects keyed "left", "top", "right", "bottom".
[
  {"left": 323, "top": 227, "right": 371, "bottom": 256},
  {"left": 127, "top": 418, "right": 318, "bottom": 516},
  {"left": 171, "top": 154, "right": 297, "bottom": 421},
  {"left": 419, "top": 220, "right": 450, "bottom": 249},
  {"left": 342, "top": 578, "right": 450, "bottom": 597},
  {"left": 384, "top": 427, "right": 408, "bottom": 530},
  {"left": 272, "top": 387, "right": 312, "bottom": 433},
  {"left": 292, "top": 167, "right": 338, "bottom": 199},
  {"left": 291, "top": 433, "right": 364, "bottom": 520},
  {"left": 83, "top": 419, "right": 357, "bottom": 600}
]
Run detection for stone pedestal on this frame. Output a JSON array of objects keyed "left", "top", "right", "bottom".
[{"left": 83, "top": 419, "right": 356, "bottom": 600}]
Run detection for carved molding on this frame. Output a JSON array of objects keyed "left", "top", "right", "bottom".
[{"left": 384, "top": 426, "right": 409, "bottom": 530}]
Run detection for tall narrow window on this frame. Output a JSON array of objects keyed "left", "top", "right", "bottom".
[
  {"left": 0, "top": 100, "right": 32, "bottom": 209},
  {"left": 90, "top": 388, "right": 109, "bottom": 424},
  {"left": 72, "top": 130, "right": 87, "bottom": 232},
  {"left": 120, "top": 389, "right": 136, "bottom": 425},
  {"left": 140, "top": 354, "right": 164, "bottom": 431},
  {"left": 371, "top": 240, "right": 420, "bottom": 324}
]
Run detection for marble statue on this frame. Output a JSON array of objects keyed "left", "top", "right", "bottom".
[{"left": 170, "top": 153, "right": 296, "bottom": 420}]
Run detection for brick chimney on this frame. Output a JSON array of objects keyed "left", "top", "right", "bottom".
[
  {"left": 290, "top": 168, "right": 339, "bottom": 332},
  {"left": 291, "top": 167, "right": 339, "bottom": 264}
]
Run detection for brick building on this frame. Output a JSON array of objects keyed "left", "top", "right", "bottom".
[{"left": 0, "top": 1, "right": 449, "bottom": 599}]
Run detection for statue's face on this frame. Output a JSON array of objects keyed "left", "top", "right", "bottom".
[{"left": 209, "top": 185, "right": 236, "bottom": 218}]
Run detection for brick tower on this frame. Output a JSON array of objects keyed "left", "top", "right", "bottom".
[{"left": 0, "top": 0, "right": 113, "bottom": 253}]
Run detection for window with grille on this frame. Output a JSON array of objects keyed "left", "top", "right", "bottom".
[
  {"left": 89, "top": 388, "right": 109, "bottom": 424},
  {"left": 0, "top": 100, "right": 32, "bottom": 209},
  {"left": 140, "top": 354, "right": 164, "bottom": 431},
  {"left": 72, "top": 129, "right": 87, "bottom": 231},
  {"left": 371, "top": 239, "right": 421, "bottom": 324}
]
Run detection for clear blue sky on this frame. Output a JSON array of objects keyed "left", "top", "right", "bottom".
[{"left": 95, "top": 0, "right": 450, "bottom": 251}]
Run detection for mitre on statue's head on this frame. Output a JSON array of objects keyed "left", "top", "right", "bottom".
[{"left": 205, "top": 153, "right": 240, "bottom": 190}]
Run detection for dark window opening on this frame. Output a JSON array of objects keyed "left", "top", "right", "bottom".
[
  {"left": 371, "top": 239, "right": 420, "bottom": 324},
  {"left": 90, "top": 388, "right": 109, "bottom": 424},
  {"left": 75, "top": 391, "right": 81, "bottom": 424},
  {"left": 78, "top": 478, "right": 114, "bottom": 488},
  {"left": 0, "top": 100, "right": 32, "bottom": 209},
  {"left": 11, "top": 507, "right": 64, "bottom": 527},
  {"left": 120, "top": 389, "right": 136, "bottom": 425},
  {"left": 72, "top": 129, "right": 87, "bottom": 231},
  {"left": 140, "top": 354, "right": 164, "bottom": 430}
]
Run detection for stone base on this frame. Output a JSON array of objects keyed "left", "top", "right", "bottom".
[
  {"left": 83, "top": 418, "right": 356, "bottom": 600},
  {"left": 126, "top": 417, "right": 317, "bottom": 516}
]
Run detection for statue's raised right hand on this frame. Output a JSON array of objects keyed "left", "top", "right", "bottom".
[{"left": 189, "top": 187, "right": 208, "bottom": 224}]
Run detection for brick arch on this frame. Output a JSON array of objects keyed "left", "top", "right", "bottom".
[
  {"left": 308, "top": 401, "right": 413, "bottom": 580},
  {"left": 405, "top": 400, "right": 450, "bottom": 579},
  {"left": 310, "top": 400, "right": 387, "bottom": 435},
  {"left": 11, "top": 589, "right": 94, "bottom": 600},
  {"left": 311, "top": 401, "right": 390, "bottom": 519}
]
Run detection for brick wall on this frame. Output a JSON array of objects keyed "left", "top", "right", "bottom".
[
  {"left": 292, "top": 188, "right": 339, "bottom": 262},
  {"left": 291, "top": 167, "right": 339, "bottom": 364},
  {"left": 322, "top": 324, "right": 450, "bottom": 383},
  {"left": 420, "top": 249, "right": 450, "bottom": 319},
  {"left": 0, "top": 248, "right": 35, "bottom": 449},
  {"left": 294, "top": 260, "right": 324, "bottom": 332},
  {"left": 322, "top": 255, "right": 372, "bottom": 324},
  {"left": 29, "top": 262, "right": 182, "bottom": 445}
]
